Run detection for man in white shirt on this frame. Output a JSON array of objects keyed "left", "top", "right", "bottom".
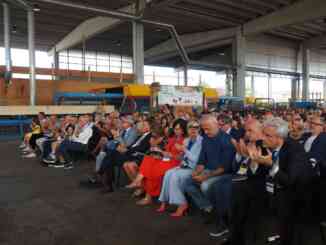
[{"left": 54, "top": 116, "right": 93, "bottom": 170}]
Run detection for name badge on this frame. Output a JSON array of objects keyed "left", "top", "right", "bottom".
[{"left": 237, "top": 166, "right": 248, "bottom": 176}]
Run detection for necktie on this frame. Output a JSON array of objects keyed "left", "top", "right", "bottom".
[
  {"left": 121, "top": 130, "right": 127, "bottom": 139},
  {"left": 272, "top": 150, "right": 279, "bottom": 163},
  {"left": 269, "top": 150, "right": 280, "bottom": 178}
]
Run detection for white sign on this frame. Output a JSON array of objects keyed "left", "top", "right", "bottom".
[{"left": 158, "top": 86, "right": 203, "bottom": 106}]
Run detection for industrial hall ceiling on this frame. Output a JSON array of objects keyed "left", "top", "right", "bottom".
[{"left": 1, "top": 0, "right": 326, "bottom": 67}]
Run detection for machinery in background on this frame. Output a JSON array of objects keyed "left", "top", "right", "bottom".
[
  {"left": 54, "top": 84, "right": 152, "bottom": 113},
  {"left": 289, "top": 99, "right": 318, "bottom": 110},
  {"left": 254, "top": 98, "right": 275, "bottom": 111},
  {"left": 215, "top": 96, "right": 245, "bottom": 112}
]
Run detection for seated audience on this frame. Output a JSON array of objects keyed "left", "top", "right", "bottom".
[
  {"left": 50, "top": 115, "right": 93, "bottom": 169},
  {"left": 127, "top": 120, "right": 187, "bottom": 205},
  {"left": 99, "top": 120, "right": 153, "bottom": 193}
]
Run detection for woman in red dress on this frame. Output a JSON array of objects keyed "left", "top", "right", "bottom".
[{"left": 129, "top": 120, "right": 188, "bottom": 205}]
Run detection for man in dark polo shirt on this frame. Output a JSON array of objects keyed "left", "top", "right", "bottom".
[{"left": 184, "top": 115, "right": 235, "bottom": 221}]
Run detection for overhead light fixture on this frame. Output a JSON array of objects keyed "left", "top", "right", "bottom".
[
  {"left": 33, "top": 4, "right": 41, "bottom": 12},
  {"left": 155, "top": 28, "right": 163, "bottom": 32},
  {"left": 218, "top": 52, "right": 225, "bottom": 56}
]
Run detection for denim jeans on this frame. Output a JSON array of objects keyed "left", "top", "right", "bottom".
[{"left": 184, "top": 170, "right": 224, "bottom": 210}]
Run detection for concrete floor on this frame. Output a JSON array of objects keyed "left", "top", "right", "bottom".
[
  {"left": 0, "top": 141, "right": 219, "bottom": 245},
  {"left": 0, "top": 141, "right": 323, "bottom": 245}
]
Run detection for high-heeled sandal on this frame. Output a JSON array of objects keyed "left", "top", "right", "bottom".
[
  {"left": 156, "top": 203, "right": 166, "bottom": 213},
  {"left": 170, "top": 205, "right": 188, "bottom": 217}
]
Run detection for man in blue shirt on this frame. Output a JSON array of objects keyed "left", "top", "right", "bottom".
[{"left": 185, "top": 115, "right": 235, "bottom": 221}]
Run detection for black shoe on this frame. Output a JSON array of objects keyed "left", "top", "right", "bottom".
[
  {"left": 43, "top": 156, "right": 56, "bottom": 164},
  {"left": 48, "top": 162, "right": 65, "bottom": 168},
  {"left": 64, "top": 162, "right": 74, "bottom": 170},
  {"left": 209, "top": 223, "right": 229, "bottom": 238}
]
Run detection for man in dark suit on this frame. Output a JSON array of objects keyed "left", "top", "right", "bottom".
[
  {"left": 100, "top": 120, "right": 152, "bottom": 193},
  {"left": 212, "top": 119, "right": 270, "bottom": 243},
  {"left": 258, "top": 117, "right": 306, "bottom": 245},
  {"left": 222, "top": 117, "right": 307, "bottom": 245}
]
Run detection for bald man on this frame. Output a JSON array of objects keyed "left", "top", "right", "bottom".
[
  {"left": 216, "top": 119, "right": 271, "bottom": 243},
  {"left": 184, "top": 115, "right": 235, "bottom": 223}
]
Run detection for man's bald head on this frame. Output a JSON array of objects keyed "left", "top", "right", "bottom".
[{"left": 201, "top": 115, "right": 219, "bottom": 137}]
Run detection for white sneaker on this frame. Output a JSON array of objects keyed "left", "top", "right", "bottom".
[
  {"left": 21, "top": 146, "right": 31, "bottom": 153},
  {"left": 23, "top": 152, "right": 37, "bottom": 158},
  {"left": 19, "top": 142, "right": 26, "bottom": 149}
]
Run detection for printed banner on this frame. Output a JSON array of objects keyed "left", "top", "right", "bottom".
[{"left": 158, "top": 86, "right": 203, "bottom": 106}]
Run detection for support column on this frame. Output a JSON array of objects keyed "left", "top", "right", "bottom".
[
  {"left": 324, "top": 80, "right": 326, "bottom": 101},
  {"left": 132, "top": 21, "right": 144, "bottom": 84},
  {"left": 267, "top": 73, "right": 272, "bottom": 99},
  {"left": 82, "top": 37, "right": 86, "bottom": 71},
  {"left": 291, "top": 78, "right": 299, "bottom": 100},
  {"left": 225, "top": 69, "right": 232, "bottom": 96},
  {"left": 54, "top": 52, "right": 59, "bottom": 70},
  {"left": 184, "top": 65, "right": 188, "bottom": 86},
  {"left": 232, "top": 27, "right": 246, "bottom": 98},
  {"left": 53, "top": 50, "right": 60, "bottom": 80},
  {"left": 302, "top": 45, "right": 310, "bottom": 100},
  {"left": 28, "top": 9, "right": 36, "bottom": 106},
  {"left": 3, "top": 2, "right": 12, "bottom": 79},
  {"left": 251, "top": 74, "right": 255, "bottom": 96}
]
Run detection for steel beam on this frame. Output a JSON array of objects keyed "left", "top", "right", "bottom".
[
  {"left": 185, "top": 0, "right": 257, "bottom": 19},
  {"left": 145, "top": 28, "right": 236, "bottom": 63},
  {"left": 212, "top": 0, "right": 266, "bottom": 15},
  {"left": 243, "top": 0, "right": 326, "bottom": 36},
  {"left": 48, "top": 5, "right": 135, "bottom": 55}
]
